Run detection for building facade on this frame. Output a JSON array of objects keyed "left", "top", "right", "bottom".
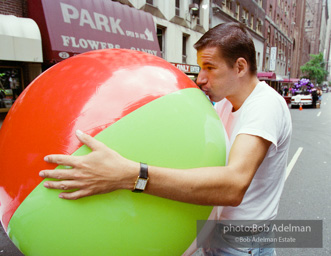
[
  {"left": 118, "top": 0, "right": 209, "bottom": 80},
  {"left": 305, "top": 0, "right": 328, "bottom": 55},
  {"left": 1, "top": 0, "right": 329, "bottom": 114},
  {"left": 326, "top": 2, "right": 331, "bottom": 81},
  {"left": 262, "top": 0, "right": 296, "bottom": 79},
  {"left": 210, "top": 0, "right": 265, "bottom": 73},
  {"left": 291, "top": 0, "right": 309, "bottom": 79},
  {"left": 304, "top": 0, "right": 329, "bottom": 83}
]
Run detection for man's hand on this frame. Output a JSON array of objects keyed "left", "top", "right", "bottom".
[{"left": 39, "top": 130, "right": 138, "bottom": 200}]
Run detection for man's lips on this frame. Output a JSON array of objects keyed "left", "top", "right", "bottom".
[{"left": 201, "top": 89, "right": 209, "bottom": 96}]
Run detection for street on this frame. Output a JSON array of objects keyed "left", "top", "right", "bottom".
[
  {"left": 0, "top": 93, "right": 331, "bottom": 256},
  {"left": 276, "top": 92, "right": 331, "bottom": 255}
]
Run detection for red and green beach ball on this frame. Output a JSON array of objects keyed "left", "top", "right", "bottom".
[{"left": 0, "top": 49, "right": 227, "bottom": 256}]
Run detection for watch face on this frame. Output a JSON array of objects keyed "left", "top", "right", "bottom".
[{"left": 136, "top": 178, "right": 148, "bottom": 190}]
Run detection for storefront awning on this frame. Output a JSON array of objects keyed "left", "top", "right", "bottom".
[
  {"left": 257, "top": 72, "right": 276, "bottom": 80},
  {"left": 282, "top": 78, "right": 300, "bottom": 83},
  {"left": 28, "top": 0, "right": 161, "bottom": 64},
  {"left": 0, "top": 15, "right": 43, "bottom": 62}
]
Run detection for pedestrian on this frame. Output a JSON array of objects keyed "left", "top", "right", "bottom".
[
  {"left": 312, "top": 89, "right": 318, "bottom": 108},
  {"left": 9, "top": 72, "right": 19, "bottom": 101},
  {"left": 317, "top": 87, "right": 322, "bottom": 105},
  {"left": 39, "top": 22, "right": 292, "bottom": 255}
]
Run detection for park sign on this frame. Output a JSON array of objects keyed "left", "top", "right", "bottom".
[{"left": 28, "top": 0, "right": 161, "bottom": 63}]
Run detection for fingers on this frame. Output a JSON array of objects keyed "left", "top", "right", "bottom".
[
  {"left": 40, "top": 167, "right": 96, "bottom": 200},
  {"left": 43, "top": 180, "right": 92, "bottom": 200},
  {"left": 59, "top": 189, "right": 93, "bottom": 200},
  {"left": 39, "top": 168, "right": 76, "bottom": 180},
  {"left": 75, "top": 129, "right": 106, "bottom": 151},
  {"left": 44, "top": 130, "right": 106, "bottom": 165},
  {"left": 43, "top": 180, "right": 77, "bottom": 191},
  {"left": 40, "top": 129, "right": 116, "bottom": 200},
  {"left": 44, "top": 154, "right": 79, "bottom": 166}
]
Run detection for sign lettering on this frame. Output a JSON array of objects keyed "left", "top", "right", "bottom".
[
  {"left": 61, "top": 35, "right": 121, "bottom": 50},
  {"left": 172, "top": 63, "right": 200, "bottom": 74},
  {"left": 60, "top": 3, "right": 125, "bottom": 35}
]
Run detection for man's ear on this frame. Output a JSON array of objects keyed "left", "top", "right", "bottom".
[{"left": 235, "top": 57, "right": 248, "bottom": 77}]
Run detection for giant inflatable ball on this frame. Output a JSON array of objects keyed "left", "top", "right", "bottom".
[{"left": 0, "top": 49, "right": 227, "bottom": 256}]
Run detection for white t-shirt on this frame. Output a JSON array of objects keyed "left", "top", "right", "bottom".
[{"left": 214, "top": 81, "right": 292, "bottom": 220}]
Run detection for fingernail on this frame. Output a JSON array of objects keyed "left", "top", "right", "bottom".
[
  {"left": 76, "top": 129, "right": 84, "bottom": 137},
  {"left": 44, "top": 156, "right": 49, "bottom": 162},
  {"left": 59, "top": 194, "right": 64, "bottom": 199},
  {"left": 39, "top": 171, "right": 44, "bottom": 177},
  {"left": 44, "top": 182, "right": 49, "bottom": 187}
]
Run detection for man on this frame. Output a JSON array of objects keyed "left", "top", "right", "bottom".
[{"left": 40, "top": 22, "right": 292, "bottom": 255}]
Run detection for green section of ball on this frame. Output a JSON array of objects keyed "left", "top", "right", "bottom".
[{"left": 8, "top": 88, "right": 227, "bottom": 256}]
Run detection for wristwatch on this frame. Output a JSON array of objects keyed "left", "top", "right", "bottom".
[{"left": 132, "top": 163, "right": 149, "bottom": 192}]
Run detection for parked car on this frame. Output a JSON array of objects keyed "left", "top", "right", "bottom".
[
  {"left": 291, "top": 93, "right": 313, "bottom": 107},
  {"left": 283, "top": 96, "right": 292, "bottom": 104}
]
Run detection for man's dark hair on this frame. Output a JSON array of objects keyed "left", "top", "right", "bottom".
[{"left": 194, "top": 22, "right": 257, "bottom": 75}]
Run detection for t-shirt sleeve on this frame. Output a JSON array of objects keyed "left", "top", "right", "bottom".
[{"left": 237, "top": 95, "right": 283, "bottom": 154}]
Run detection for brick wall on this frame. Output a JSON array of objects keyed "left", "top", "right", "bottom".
[{"left": 0, "top": 0, "right": 28, "bottom": 17}]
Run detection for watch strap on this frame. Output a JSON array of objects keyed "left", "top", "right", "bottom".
[{"left": 139, "top": 163, "right": 148, "bottom": 179}]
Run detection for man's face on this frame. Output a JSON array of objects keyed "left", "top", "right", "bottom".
[{"left": 196, "top": 47, "right": 237, "bottom": 103}]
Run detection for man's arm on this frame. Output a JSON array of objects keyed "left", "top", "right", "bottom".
[{"left": 40, "top": 130, "right": 271, "bottom": 205}]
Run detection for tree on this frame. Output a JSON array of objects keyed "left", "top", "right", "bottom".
[{"left": 300, "top": 53, "right": 329, "bottom": 84}]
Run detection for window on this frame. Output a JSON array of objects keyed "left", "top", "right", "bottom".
[
  {"left": 0, "top": 67, "right": 23, "bottom": 109},
  {"left": 257, "top": 19, "right": 262, "bottom": 34},
  {"left": 242, "top": 9, "right": 249, "bottom": 24},
  {"left": 258, "top": 0, "right": 263, "bottom": 7},
  {"left": 192, "top": 0, "right": 201, "bottom": 25},
  {"left": 250, "top": 15, "right": 254, "bottom": 29},
  {"left": 214, "top": 0, "right": 222, "bottom": 8},
  {"left": 175, "top": 0, "right": 180, "bottom": 16},
  {"left": 225, "top": 0, "right": 232, "bottom": 11},
  {"left": 269, "top": 5, "right": 273, "bottom": 17},
  {"left": 236, "top": 3, "right": 240, "bottom": 20},
  {"left": 275, "top": 33, "right": 278, "bottom": 47},
  {"left": 157, "top": 27, "right": 166, "bottom": 58},
  {"left": 286, "top": 25, "right": 289, "bottom": 36},
  {"left": 267, "top": 26, "right": 271, "bottom": 44},
  {"left": 182, "top": 34, "right": 189, "bottom": 64}
]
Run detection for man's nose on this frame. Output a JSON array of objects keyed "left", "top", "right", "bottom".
[{"left": 195, "top": 72, "right": 207, "bottom": 89}]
